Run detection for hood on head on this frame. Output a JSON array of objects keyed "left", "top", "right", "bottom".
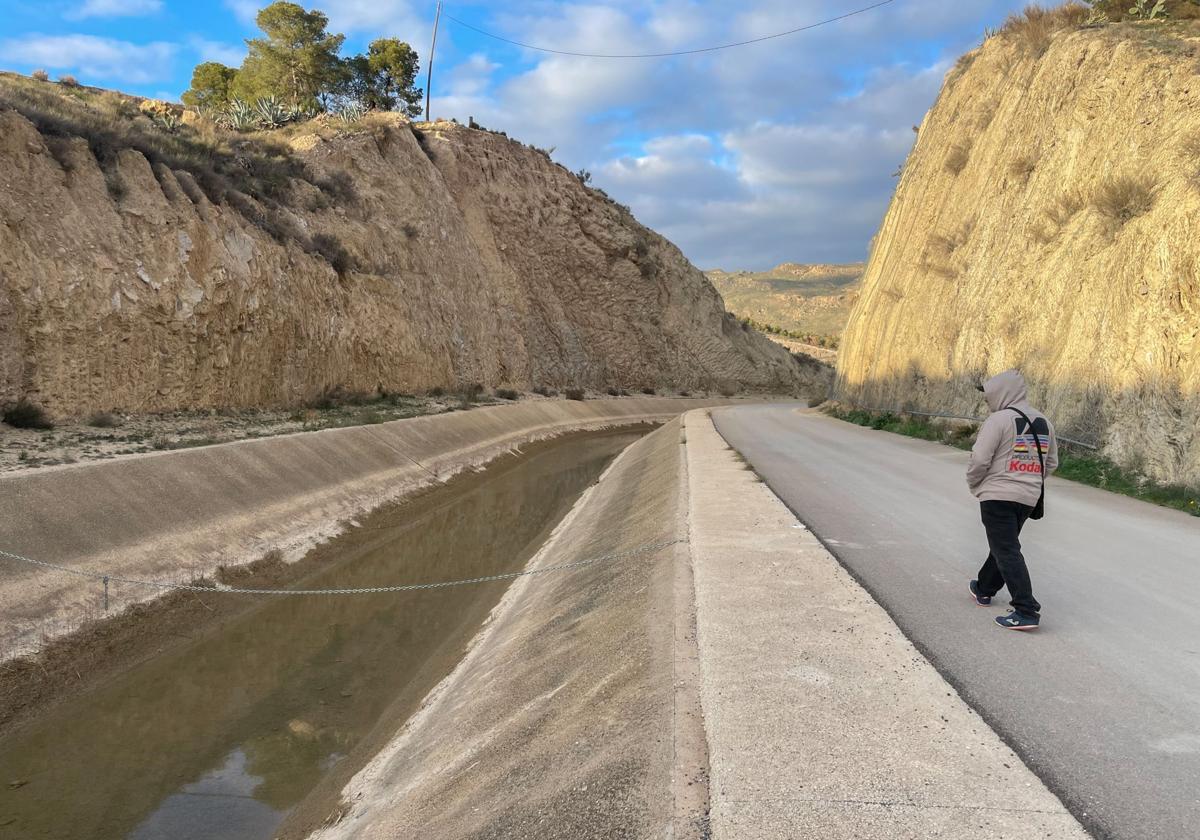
[{"left": 979, "top": 369, "right": 1027, "bottom": 412}]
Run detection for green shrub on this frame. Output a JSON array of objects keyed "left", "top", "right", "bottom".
[
  {"left": 427, "top": 386, "right": 445, "bottom": 398},
  {"left": 565, "top": 388, "right": 586, "bottom": 401},
  {"left": 3, "top": 400, "right": 54, "bottom": 429},
  {"left": 531, "top": 385, "right": 555, "bottom": 397},
  {"left": 495, "top": 388, "right": 520, "bottom": 400},
  {"left": 1128, "top": 0, "right": 1168, "bottom": 19},
  {"left": 641, "top": 387, "right": 656, "bottom": 395}
]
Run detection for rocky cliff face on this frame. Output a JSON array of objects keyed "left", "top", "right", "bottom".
[
  {"left": 837, "top": 18, "right": 1200, "bottom": 485},
  {"left": 0, "top": 103, "right": 811, "bottom": 418}
]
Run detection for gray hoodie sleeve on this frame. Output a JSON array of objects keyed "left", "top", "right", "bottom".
[
  {"left": 1045, "top": 421, "right": 1059, "bottom": 475},
  {"left": 967, "top": 415, "right": 1004, "bottom": 491}
]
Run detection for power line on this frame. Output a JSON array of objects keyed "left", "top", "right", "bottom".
[{"left": 442, "top": 0, "right": 897, "bottom": 59}]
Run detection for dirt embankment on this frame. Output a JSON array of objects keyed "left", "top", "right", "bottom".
[
  {"left": 0, "top": 84, "right": 815, "bottom": 420},
  {"left": 836, "top": 15, "right": 1200, "bottom": 485}
]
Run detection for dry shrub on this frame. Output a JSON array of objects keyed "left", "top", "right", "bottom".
[
  {"left": 565, "top": 388, "right": 586, "bottom": 401},
  {"left": 1031, "top": 192, "right": 1084, "bottom": 245},
  {"left": 1009, "top": 154, "right": 1037, "bottom": 182},
  {"left": 0, "top": 73, "right": 334, "bottom": 229},
  {"left": 945, "top": 143, "right": 971, "bottom": 176},
  {"left": 1093, "top": 175, "right": 1155, "bottom": 227},
  {"left": 1044, "top": 189, "right": 1086, "bottom": 227},
  {"left": 310, "top": 233, "right": 355, "bottom": 276},
  {"left": 932, "top": 220, "right": 974, "bottom": 255},
  {"left": 1002, "top": 4, "right": 1089, "bottom": 55},
  {"left": 58, "top": 74, "right": 80, "bottom": 88},
  {"left": 1181, "top": 131, "right": 1200, "bottom": 160},
  {"left": 86, "top": 411, "right": 120, "bottom": 428},
  {"left": 975, "top": 106, "right": 997, "bottom": 132},
  {"left": 922, "top": 220, "right": 973, "bottom": 280},
  {"left": 1181, "top": 131, "right": 1200, "bottom": 190},
  {"left": 31, "top": 69, "right": 49, "bottom": 82},
  {"left": 3, "top": 400, "right": 54, "bottom": 430}
]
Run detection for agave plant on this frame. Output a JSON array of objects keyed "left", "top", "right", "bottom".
[
  {"left": 336, "top": 102, "right": 367, "bottom": 125},
  {"left": 1129, "top": 0, "right": 1167, "bottom": 19},
  {"left": 225, "top": 99, "right": 258, "bottom": 132},
  {"left": 154, "top": 111, "right": 181, "bottom": 133},
  {"left": 288, "top": 103, "right": 318, "bottom": 123},
  {"left": 255, "top": 95, "right": 291, "bottom": 129}
]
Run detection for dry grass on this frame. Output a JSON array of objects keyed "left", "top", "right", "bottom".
[
  {"left": 1093, "top": 174, "right": 1156, "bottom": 227},
  {"left": 933, "top": 219, "right": 975, "bottom": 255},
  {"left": 921, "top": 219, "right": 974, "bottom": 280},
  {"left": 1046, "top": 189, "right": 1087, "bottom": 226},
  {"left": 1033, "top": 188, "right": 1087, "bottom": 243},
  {"left": 1002, "top": 3, "right": 1090, "bottom": 55},
  {"left": 945, "top": 143, "right": 972, "bottom": 175}
]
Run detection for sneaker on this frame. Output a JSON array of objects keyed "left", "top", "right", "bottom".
[
  {"left": 995, "top": 611, "right": 1039, "bottom": 631},
  {"left": 968, "top": 580, "right": 992, "bottom": 606}
]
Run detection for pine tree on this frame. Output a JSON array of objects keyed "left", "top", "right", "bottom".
[
  {"left": 181, "top": 62, "right": 238, "bottom": 110},
  {"left": 232, "top": 1, "right": 346, "bottom": 109}
]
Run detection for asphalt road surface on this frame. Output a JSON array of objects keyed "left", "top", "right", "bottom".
[{"left": 713, "top": 404, "right": 1200, "bottom": 840}]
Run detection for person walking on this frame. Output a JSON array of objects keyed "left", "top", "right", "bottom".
[{"left": 966, "top": 369, "right": 1058, "bottom": 630}]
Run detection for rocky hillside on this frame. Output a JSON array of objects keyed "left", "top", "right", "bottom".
[
  {"left": 837, "top": 8, "right": 1200, "bottom": 486},
  {"left": 0, "top": 75, "right": 814, "bottom": 419},
  {"left": 707, "top": 262, "right": 864, "bottom": 341}
]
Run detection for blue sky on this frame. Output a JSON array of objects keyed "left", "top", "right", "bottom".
[{"left": 0, "top": 0, "right": 1034, "bottom": 268}]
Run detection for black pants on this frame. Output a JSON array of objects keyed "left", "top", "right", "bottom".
[{"left": 976, "top": 500, "right": 1041, "bottom": 618}]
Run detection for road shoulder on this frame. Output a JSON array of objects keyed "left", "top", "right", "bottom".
[{"left": 683, "top": 409, "right": 1089, "bottom": 839}]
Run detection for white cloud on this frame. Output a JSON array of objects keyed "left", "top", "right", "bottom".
[
  {"left": 188, "top": 36, "right": 245, "bottom": 67},
  {"left": 0, "top": 33, "right": 175, "bottom": 84},
  {"left": 223, "top": 0, "right": 259, "bottom": 27},
  {"left": 66, "top": 0, "right": 161, "bottom": 19},
  {"left": 426, "top": 0, "right": 1032, "bottom": 268}
]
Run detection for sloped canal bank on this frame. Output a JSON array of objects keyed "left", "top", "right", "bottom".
[{"left": 0, "top": 428, "right": 647, "bottom": 840}]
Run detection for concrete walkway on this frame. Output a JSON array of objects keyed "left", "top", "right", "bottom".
[{"left": 683, "top": 411, "right": 1089, "bottom": 839}]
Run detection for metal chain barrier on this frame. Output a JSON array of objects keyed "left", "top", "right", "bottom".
[{"left": 0, "top": 538, "right": 685, "bottom": 599}]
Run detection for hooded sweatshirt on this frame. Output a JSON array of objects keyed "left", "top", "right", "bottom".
[{"left": 966, "top": 369, "right": 1058, "bottom": 506}]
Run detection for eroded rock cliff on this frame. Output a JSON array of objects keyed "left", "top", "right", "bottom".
[
  {"left": 837, "top": 17, "right": 1200, "bottom": 485},
  {"left": 0, "top": 98, "right": 812, "bottom": 418}
]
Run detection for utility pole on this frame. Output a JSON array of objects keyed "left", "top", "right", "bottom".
[{"left": 425, "top": 0, "right": 442, "bottom": 123}]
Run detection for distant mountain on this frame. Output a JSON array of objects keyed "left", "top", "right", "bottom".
[{"left": 706, "top": 263, "right": 865, "bottom": 345}]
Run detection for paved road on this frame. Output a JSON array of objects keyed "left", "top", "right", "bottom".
[{"left": 713, "top": 405, "right": 1200, "bottom": 840}]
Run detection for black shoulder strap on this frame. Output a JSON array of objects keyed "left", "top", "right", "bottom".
[{"left": 1007, "top": 407, "right": 1045, "bottom": 486}]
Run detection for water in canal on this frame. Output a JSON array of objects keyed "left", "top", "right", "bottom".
[{"left": 0, "top": 430, "right": 643, "bottom": 840}]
